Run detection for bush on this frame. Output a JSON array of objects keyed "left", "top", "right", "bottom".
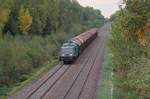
[
  {"left": 0, "top": 35, "right": 58, "bottom": 86},
  {"left": 110, "top": 1, "right": 150, "bottom": 98}
]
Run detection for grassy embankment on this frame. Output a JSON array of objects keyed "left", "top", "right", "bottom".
[
  {"left": 98, "top": 49, "right": 113, "bottom": 99},
  {"left": 98, "top": 30, "right": 120, "bottom": 99}
]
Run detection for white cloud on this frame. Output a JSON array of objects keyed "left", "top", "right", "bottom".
[{"left": 77, "top": 0, "right": 121, "bottom": 18}]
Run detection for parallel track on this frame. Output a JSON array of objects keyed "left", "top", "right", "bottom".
[
  {"left": 42, "top": 35, "right": 101, "bottom": 99},
  {"left": 63, "top": 36, "right": 103, "bottom": 99},
  {"left": 10, "top": 63, "right": 64, "bottom": 99}
]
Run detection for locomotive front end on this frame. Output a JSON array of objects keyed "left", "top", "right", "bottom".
[{"left": 60, "top": 46, "right": 75, "bottom": 61}]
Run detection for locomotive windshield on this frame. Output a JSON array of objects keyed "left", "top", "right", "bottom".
[{"left": 61, "top": 47, "right": 74, "bottom": 55}]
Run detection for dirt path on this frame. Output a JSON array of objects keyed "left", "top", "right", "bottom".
[{"left": 10, "top": 24, "right": 111, "bottom": 99}]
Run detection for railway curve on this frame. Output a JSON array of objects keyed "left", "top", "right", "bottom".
[{"left": 10, "top": 23, "right": 111, "bottom": 99}]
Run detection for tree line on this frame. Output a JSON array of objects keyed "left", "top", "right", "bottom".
[
  {"left": 0, "top": 0, "right": 104, "bottom": 37},
  {"left": 110, "top": 0, "right": 150, "bottom": 98}
]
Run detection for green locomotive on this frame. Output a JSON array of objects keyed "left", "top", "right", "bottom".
[{"left": 59, "top": 28, "right": 98, "bottom": 64}]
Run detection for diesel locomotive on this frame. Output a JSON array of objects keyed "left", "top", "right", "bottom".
[{"left": 59, "top": 28, "right": 98, "bottom": 64}]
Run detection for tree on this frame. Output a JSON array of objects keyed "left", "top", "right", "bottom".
[
  {"left": 43, "top": 0, "right": 60, "bottom": 35},
  {"left": 18, "top": 6, "right": 32, "bottom": 35},
  {"left": 110, "top": 0, "right": 150, "bottom": 98},
  {"left": 0, "top": 0, "right": 13, "bottom": 38},
  {"left": 28, "top": 0, "right": 49, "bottom": 35}
]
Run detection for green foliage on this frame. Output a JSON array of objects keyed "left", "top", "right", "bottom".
[
  {"left": 0, "top": 36, "right": 54, "bottom": 85},
  {"left": 18, "top": 6, "right": 32, "bottom": 35},
  {"left": 0, "top": 0, "right": 13, "bottom": 38},
  {"left": 0, "top": 35, "right": 59, "bottom": 96},
  {"left": 98, "top": 51, "right": 114, "bottom": 99},
  {"left": 110, "top": 0, "right": 150, "bottom": 98},
  {"left": 1, "top": 0, "right": 105, "bottom": 36}
]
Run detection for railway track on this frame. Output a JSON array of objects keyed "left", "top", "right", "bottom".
[{"left": 10, "top": 24, "right": 111, "bottom": 99}]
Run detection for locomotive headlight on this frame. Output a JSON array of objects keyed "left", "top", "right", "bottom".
[{"left": 69, "top": 54, "right": 73, "bottom": 56}]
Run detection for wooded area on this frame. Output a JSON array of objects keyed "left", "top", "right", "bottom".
[
  {"left": 110, "top": 0, "right": 150, "bottom": 98},
  {"left": 0, "top": 0, "right": 104, "bottom": 36},
  {"left": 0, "top": 0, "right": 105, "bottom": 96}
]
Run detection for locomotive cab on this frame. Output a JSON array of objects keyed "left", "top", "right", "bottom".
[{"left": 59, "top": 41, "right": 80, "bottom": 64}]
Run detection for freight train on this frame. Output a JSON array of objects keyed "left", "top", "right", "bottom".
[{"left": 59, "top": 28, "right": 98, "bottom": 64}]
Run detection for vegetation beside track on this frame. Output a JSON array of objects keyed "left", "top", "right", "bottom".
[
  {"left": 98, "top": 49, "right": 114, "bottom": 99},
  {"left": 0, "top": 0, "right": 105, "bottom": 97},
  {"left": 110, "top": 0, "right": 150, "bottom": 98},
  {"left": 1, "top": 59, "right": 58, "bottom": 99}
]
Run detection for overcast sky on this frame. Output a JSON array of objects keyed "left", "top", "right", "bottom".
[{"left": 77, "top": 0, "right": 121, "bottom": 18}]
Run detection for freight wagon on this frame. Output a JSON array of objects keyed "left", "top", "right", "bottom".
[{"left": 59, "top": 28, "right": 98, "bottom": 64}]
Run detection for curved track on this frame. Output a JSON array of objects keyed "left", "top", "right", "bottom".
[{"left": 10, "top": 24, "right": 111, "bottom": 99}]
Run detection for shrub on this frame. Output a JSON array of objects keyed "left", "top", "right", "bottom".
[
  {"left": 110, "top": 1, "right": 150, "bottom": 98},
  {"left": 0, "top": 35, "right": 58, "bottom": 86}
]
